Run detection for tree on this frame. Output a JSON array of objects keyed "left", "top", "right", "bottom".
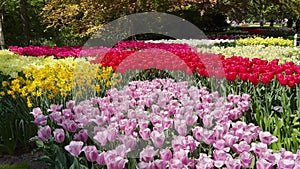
[
  {"left": 212, "top": 0, "right": 249, "bottom": 22},
  {"left": 20, "top": 0, "right": 30, "bottom": 45},
  {"left": 247, "top": 0, "right": 300, "bottom": 20},
  {"left": 0, "top": 1, "right": 6, "bottom": 49},
  {"left": 40, "top": 0, "right": 216, "bottom": 37}
]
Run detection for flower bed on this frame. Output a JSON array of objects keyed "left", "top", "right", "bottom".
[
  {"left": 197, "top": 45, "right": 300, "bottom": 65},
  {"left": 2, "top": 40, "right": 300, "bottom": 168},
  {"left": 31, "top": 79, "right": 300, "bottom": 169},
  {"left": 236, "top": 37, "right": 293, "bottom": 47}
]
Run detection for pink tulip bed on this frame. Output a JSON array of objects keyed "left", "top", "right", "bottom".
[
  {"left": 2, "top": 40, "right": 300, "bottom": 168},
  {"left": 32, "top": 79, "right": 300, "bottom": 169}
]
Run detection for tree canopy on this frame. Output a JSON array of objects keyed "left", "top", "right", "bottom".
[{"left": 1, "top": 0, "right": 300, "bottom": 47}]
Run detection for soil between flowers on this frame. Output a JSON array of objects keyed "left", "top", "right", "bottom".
[{"left": 0, "top": 151, "right": 49, "bottom": 169}]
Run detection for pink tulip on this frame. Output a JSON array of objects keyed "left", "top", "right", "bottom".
[
  {"left": 241, "top": 94, "right": 251, "bottom": 101},
  {"left": 82, "top": 146, "right": 98, "bottom": 162},
  {"left": 137, "top": 161, "right": 151, "bottom": 169},
  {"left": 202, "top": 129, "right": 215, "bottom": 145},
  {"left": 280, "top": 149, "right": 296, "bottom": 160},
  {"left": 53, "top": 128, "right": 65, "bottom": 143},
  {"left": 259, "top": 131, "right": 278, "bottom": 145},
  {"left": 170, "top": 159, "right": 184, "bottom": 169},
  {"left": 232, "top": 95, "right": 241, "bottom": 103},
  {"left": 152, "top": 160, "right": 168, "bottom": 169},
  {"left": 213, "top": 149, "right": 231, "bottom": 167},
  {"left": 173, "top": 149, "right": 189, "bottom": 165},
  {"left": 93, "top": 128, "right": 108, "bottom": 146},
  {"left": 114, "top": 144, "right": 129, "bottom": 158},
  {"left": 107, "top": 156, "right": 128, "bottom": 169},
  {"left": 65, "top": 141, "right": 83, "bottom": 157},
  {"left": 74, "top": 129, "right": 88, "bottom": 142},
  {"left": 49, "top": 112, "right": 63, "bottom": 124},
  {"left": 192, "top": 126, "right": 203, "bottom": 141},
  {"left": 203, "top": 114, "right": 214, "bottom": 128},
  {"left": 196, "top": 154, "right": 214, "bottom": 169},
  {"left": 256, "top": 158, "right": 273, "bottom": 169},
  {"left": 96, "top": 153, "right": 105, "bottom": 165},
  {"left": 61, "top": 119, "right": 77, "bottom": 132},
  {"left": 239, "top": 152, "right": 253, "bottom": 167},
  {"left": 30, "top": 108, "right": 43, "bottom": 118},
  {"left": 227, "top": 94, "right": 235, "bottom": 102},
  {"left": 139, "top": 146, "right": 158, "bottom": 162},
  {"left": 223, "top": 133, "right": 239, "bottom": 147},
  {"left": 213, "top": 125, "right": 227, "bottom": 140},
  {"left": 151, "top": 104, "right": 160, "bottom": 114},
  {"left": 138, "top": 120, "right": 149, "bottom": 130},
  {"left": 251, "top": 142, "right": 268, "bottom": 158},
  {"left": 213, "top": 139, "right": 227, "bottom": 150},
  {"left": 225, "top": 158, "right": 242, "bottom": 169},
  {"left": 237, "top": 101, "right": 250, "bottom": 111},
  {"left": 261, "top": 150, "right": 277, "bottom": 165},
  {"left": 119, "top": 135, "right": 137, "bottom": 150},
  {"left": 171, "top": 135, "right": 198, "bottom": 152},
  {"left": 160, "top": 149, "right": 172, "bottom": 161},
  {"left": 185, "top": 114, "right": 198, "bottom": 126},
  {"left": 162, "top": 117, "right": 173, "bottom": 130},
  {"left": 107, "top": 125, "right": 118, "bottom": 142},
  {"left": 48, "top": 104, "right": 63, "bottom": 112},
  {"left": 33, "top": 114, "right": 48, "bottom": 126},
  {"left": 150, "top": 130, "right": 165, "bottom": 148},
  {"left": 124, "top": 120, "right": 137, "bottom": 136},
  {"left": 37, "top": 125, "right": 51, "bottom": 142},
  {"left": 153, "top": 123, "right": 164, "bottom": 133},
  {"left": 232, "top": 141, "right": 251, "bottom": 154},
  {"left": 62, "top": 109, "right": 74, "bottom": 120},
  {"left": 139, "top": 128, "right": 151, "bottom": 140},
  {"left": 66, "top": 100, "right": 75, "bottom": 109},
  {"left": 174, "top": 119, "right": 187, "bottom": 136}
]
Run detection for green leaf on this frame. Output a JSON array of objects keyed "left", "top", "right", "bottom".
[
  {"left": 79, "top": 164, "right": 90, "bottom": 169},
  {"left": 34, "top": 155, "right": 54, "bottom": 164},
  {"left": 69, "top": 158, "right": 79, "bottom": 169},
  {"left": 54, "top": 144, "right": 67, "bottom": 169}
]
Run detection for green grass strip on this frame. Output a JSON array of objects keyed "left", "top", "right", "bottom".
[{"left": 0, "top": 163, "right": 29, "bottom": 169}]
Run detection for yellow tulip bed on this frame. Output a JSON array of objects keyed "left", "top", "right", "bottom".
[
  {"left": 0, "top": 50, "right": 117, "bottom": 108},
  {"left": 236, "top": 37, "right": 293, "bottom": 47}
]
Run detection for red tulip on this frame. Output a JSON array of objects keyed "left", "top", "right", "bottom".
[
  {"left": 276, "top": 73, "right": 288, "bottom": 86},
  {"left": 239, "top": 73, "right": 249, "bottom": 81},
  {"left": 249, "top": 73, "right": 260, "bottom": 86},
  {"left": 226, "top": 72, "right": 237, "bottom": 81},
  {"left": 261, "top": 73, "right": 274, "bottom": 84},
  {"left": 285, "top": 69, "right": 293, "bottom": 75}
]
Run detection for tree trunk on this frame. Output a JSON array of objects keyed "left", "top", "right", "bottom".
[
  {"left": 20, "top": 0, "right": 30, "bottom": 45},
  {"left": 0, "top": 9, "right": 5, "bottom": 49}
]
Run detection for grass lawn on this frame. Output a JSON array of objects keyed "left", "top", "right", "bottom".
[{"left": 0, "top": 163, "right": 29, "bottom": 169}]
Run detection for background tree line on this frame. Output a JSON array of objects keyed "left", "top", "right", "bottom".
[{"left": 1, "top": 0, "right": 300, "bottom": 48}]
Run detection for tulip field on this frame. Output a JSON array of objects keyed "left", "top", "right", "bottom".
[{"left": 1, "top": 37, "right": 300, "bottom": 168}]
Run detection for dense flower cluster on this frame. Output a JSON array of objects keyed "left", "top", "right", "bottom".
[
  {"left": 91, "top": 47, "right": 300, "bottom": 87},
  {"left": 32, "top": 79, "right": 300, "bottom": 169},
  {"left": 145, "top": 39, "right": 235, "bottom": 47},
  {"left": 8, "top": 41, "right": 194, "bottom": 58},
  {"left": 7, "top": 41, "right": 300, "bottom": 88},
  {"left": 236, "top": 37, "right": 293, "bottom": 47},
  {"left": 197, "top": 45, "right": 300, "bottom": 64},
  {"left": 207, "top": 35, "right": 240, "bottom": 40},
  {"left": 9, "top": 45, "right": 83, "bottom": 58},
  {"left": 0, "top": 50, "right": 58, "bottom": 78},
  {"left": 2, "top": 60, "right": 116, "bottom": 107},
  {"left": 222, "top": 56, "right": 300, "bottom": 87}
]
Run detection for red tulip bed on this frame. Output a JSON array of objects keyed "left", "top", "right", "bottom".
[
  {"left": 5, "top": 41, "right": 300, "bottom": 169},
  {"left": 9, "top": 41, "right": 300, "bottom": 87}
]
